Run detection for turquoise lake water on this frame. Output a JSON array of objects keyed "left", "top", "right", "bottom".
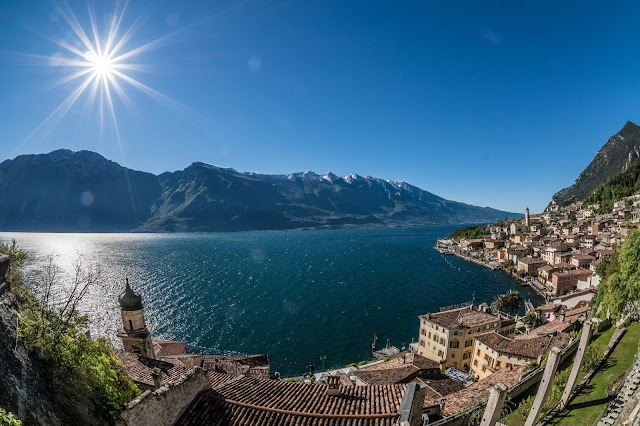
[{"left": 0, "top": 226, "right": 542, "bottom": 376}]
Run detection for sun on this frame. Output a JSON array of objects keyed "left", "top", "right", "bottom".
[
  {"left": 84, "top": 51, "right": 114, "bottom": 77},
  {"left": 25, "top": 1, "right": 191, "bottom": 143}
]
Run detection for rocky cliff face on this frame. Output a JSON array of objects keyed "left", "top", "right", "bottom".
[
  {"left": 0, "top": 287, "right": 70, "bottom": 426},
  {"left": 552, "top": 121, "right": 640, "bottom": 206},
  {"left": 0, "top": 149, "right": 521, "bottom": 232}
]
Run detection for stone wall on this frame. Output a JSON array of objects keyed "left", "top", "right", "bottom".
[{"left": 122, "top": 367, "right": 210, "bottom": 426}]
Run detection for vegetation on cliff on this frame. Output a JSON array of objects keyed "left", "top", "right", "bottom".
[
  {"left": 553, "top": 121, "right": 640, "bottom": 207},
  {"left": 0, "top": 408, "right": 22, "bottom": 426},
  {"left": 584, "top": 156, "right": 640, "bottom": 213},
  {"left": 450, "top": 224, "right": 486, "bottom": 242},
  {"left": 4, "top": 242, "right": 139, "bottom": 425},
  {"left": 591, "top": 230, "right": 640, "bottom": 320}
]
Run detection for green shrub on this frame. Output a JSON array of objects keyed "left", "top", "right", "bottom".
[
  {"left": 0, "top": 408, "right": 21, "bottom": 426},
  {"left": 582, "top": 346, "right": 600, "bottom": 372}
]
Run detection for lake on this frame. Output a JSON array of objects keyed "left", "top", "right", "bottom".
[{"left": 0, "top": 226, "right": 542, "bottom": 376}]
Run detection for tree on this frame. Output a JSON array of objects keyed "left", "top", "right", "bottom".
[
  {"left": 504, "top": 290, "right": 523, "bottom": 314},
  {"left": 0, "top": 239, "right": 27, "bottom": 269},
  {"left": 0, "top": 240, "right": 27, "bottom": 287},
  {"left": 596, "top": 230, "right": 640, "bottom": 320},
  {"left": 491, "top": 294, "right": 507, "bottom": 313},
  {"left": 15, "top": 253, "right": 139, "bottom": 423},
  {"left": 491, "top": 290, "right": 523, "bottom": 315}
]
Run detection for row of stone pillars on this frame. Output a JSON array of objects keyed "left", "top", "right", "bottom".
[{"left": 478, "top": 320, "right": 593, "bottom": 426}]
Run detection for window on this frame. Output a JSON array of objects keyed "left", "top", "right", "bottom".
[
  {"left": 433, "top": 334, "right": 438, "bottom": 342},
  {"left": 419, "top": 340, "right": 425, "bottom": 347},
  {"left": 477, "top": 349, "right": 481, "bottom": 356},
  {"left": 465, "top": 339, "right": 473, "bottom": 347},
  {"left": 437, "top": 350, "right": 444, "bottom": 357},
  {"left": 428, "top": 332, "right": 431, "bottom": 339},
  {"left": 421, "top": 329, "right": 426, "bottom": 336},
  {"left": 463, "top": 352, "right": 471, "bottom": 360},
  {"left": 440, "top": 337, "right": 445, "bottom": 345},
  {"left": 129, "top": 319, "right": 133, "bottom": 330},
  {"left": 482, "top": 365, "right": 486, "bottom": 372},
  {"left": 473, "top": 359, "right": 478, "bottom": 367},
  {"left": 449, "top": 340, "right": 459, "bottom": 348}
]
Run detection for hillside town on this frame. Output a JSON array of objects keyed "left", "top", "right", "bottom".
[
  {"left": 94, "top": 193, "right": 640, "bottom": 425},
  {"left": 439, "top": 194, "right": 640, "bottom": 304}
]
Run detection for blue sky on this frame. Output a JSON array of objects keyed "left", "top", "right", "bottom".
[{"left": 1, "top": 1, "right": 640, "bottom": 214}]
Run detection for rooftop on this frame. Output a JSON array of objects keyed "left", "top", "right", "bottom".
[
  {"left": 175, "top": 376, "right": 408, "bottom": 425},
  {"left": 441, "top": 366, "right": 524, "bottom": 416},
  {"left": 115, "top": 350, "right": 189, "bottom": 387},
  {"left": 420, "top": 305, "right": 501, "bottom": 329},
  {"left": 353, "top": 353, "right": 441, "bottom": 385},
  {"left": 475, "top": 331, "right": 569, "bottom": 359}
]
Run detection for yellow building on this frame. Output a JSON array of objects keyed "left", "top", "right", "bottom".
[
  {"left": 470, "top": 331, "right": 568, "bottom": 380},
  {"left": 417, "top": 304, "right": 516, "bottom": 372}
]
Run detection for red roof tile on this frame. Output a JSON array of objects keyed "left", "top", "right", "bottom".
[{"left": 176, "top": 376, "right": 408, "bottom": 426}]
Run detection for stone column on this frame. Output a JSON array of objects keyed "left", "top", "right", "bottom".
[
  {"left": 560, "top": 320, "right": 593, "bottom": 409},
  {"left": 524, "top": 346, "right": 562, "bottom": 426},
  {"left": 480, "top": 383, "right": 508, "bottom": 426}
]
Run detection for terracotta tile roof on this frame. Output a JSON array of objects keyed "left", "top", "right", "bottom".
[
  {"left": 475, "top": 331, "right": 569, "bottom": 359},
  {"left": 416, "top": 378, "right": 466, "bottom": 408},
  {"left": 354, "top": 364, "right": 420, "bottom": 385},
  {"left": 358, "top": 353, "right": 440, "bottom": 372},
  {"left": 175, "top": 376, "right": 407, "bottom": 426},
  {"left": 152, "top": 339, "right": 186, "bottom": 357},
  {"left": 353, "top": 353, "right": 442, "bottom": 385},
  {"left": 441, "top": 366, "right": 524, "bottom": 416},
  {"left": 115, "top": 350, "right": 189, "bottom": 386},
  {"left": 207, "top": 371, "right": 238, "bottom": 388},
  {"left": 535, "top": 303, "right": 562, "bottom": 312},
  {"left": 420, "top": 306, "right": 500, "bottom": 329},
  {"left": 202, "top": 354, "right": 271, "bottom": 379},
  {"left": 160, "top": 354, "right": 205, "bottom": 369}
]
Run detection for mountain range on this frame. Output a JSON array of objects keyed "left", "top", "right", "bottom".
[
  {"left": 552, "top": 121, "right": 640, "bottom": 206},
  {"left": 0, "top": 149, "right": 521, "bottom": 232}
]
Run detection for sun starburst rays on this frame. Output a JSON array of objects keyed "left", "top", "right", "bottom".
[{"left": 25, "top": 0, "right": 186, "bottom": 144}]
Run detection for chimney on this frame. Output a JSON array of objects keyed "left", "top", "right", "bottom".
[
  {"left": 386, "top": 339, "right": 390, "bottom": 349},
  {"left": 561, "top": 312, "right": 566, "bottom": 322},
  {"left": 309, "top": 363, "right": 315, "bottom": 376},
  {"left": 152, "top": 367, "right": 163, "bottom": 390},
  {"left": 327, "top": 375, "right": 340, "bottom": 396}
]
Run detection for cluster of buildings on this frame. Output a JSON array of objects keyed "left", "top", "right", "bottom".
[
  {"left": 113, "top": 280, "right": 591, "bottom": 425},
  {"left": 455, "top": 196, "right": 638, "bottom": 302},
  {"left": 115, "top": 282, "right": 428, "bottom": 426},
  {"left": 111, "top": 199, "right": 638, "bottom": 425}
]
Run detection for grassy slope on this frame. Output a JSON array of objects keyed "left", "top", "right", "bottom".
[
  {"left": 548, "top": 322, "right": 640, "bottom": 425},
  {"left": 502, "top": 325, "right": 618, "bottom": 426}
]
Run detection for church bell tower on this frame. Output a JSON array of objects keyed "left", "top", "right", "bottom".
[
  {"left": 525, "top": 207, "right": 531, "bottom": 229},
  {"left": 117, "top": 279, "right": 155, "bottom": 359}
]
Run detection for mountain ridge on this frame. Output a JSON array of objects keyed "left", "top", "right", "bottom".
[
  {"left": 552, "top": 121, "right": 640, "bottom": 206},
  {"left": 0, "top": 149, "right": 522, "bottom": 232}
]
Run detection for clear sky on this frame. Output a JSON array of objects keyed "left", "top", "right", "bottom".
[{"left": 1, "top": 0, "right": 640, "bottom": 214}]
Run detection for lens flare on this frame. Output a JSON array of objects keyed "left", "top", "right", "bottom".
[{"left": 25, "top": 0, "right": 193, "bottom": 143}]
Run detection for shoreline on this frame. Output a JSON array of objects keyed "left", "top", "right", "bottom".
[{"left": 437, "top": 239, "right": 548, "bottom": 300}]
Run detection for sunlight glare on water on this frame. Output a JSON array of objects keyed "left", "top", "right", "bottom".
[{"left": 1, "top": 226, "right": 542, "bottom": 376}]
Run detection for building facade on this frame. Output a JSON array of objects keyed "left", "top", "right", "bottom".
[{"left": 417, "top": 304, "right": 516, "bottom": 373}]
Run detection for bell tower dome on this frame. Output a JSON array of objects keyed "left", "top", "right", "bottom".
[{"left": 117, "top": 279, "right": 155, "bottom": 359}]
